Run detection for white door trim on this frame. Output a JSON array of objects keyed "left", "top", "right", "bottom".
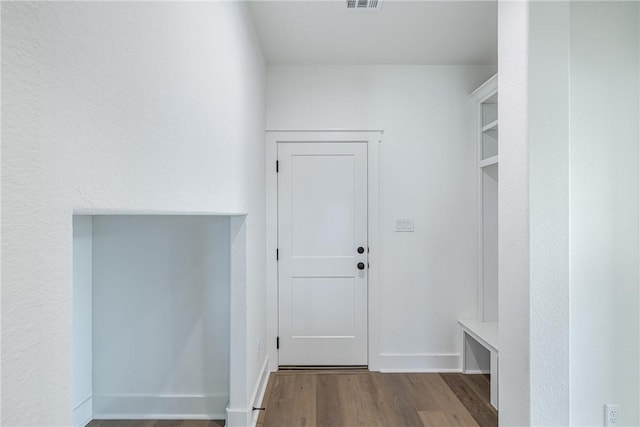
[{"left": 266, "top": 130, "right": 382, "bottom": 372}]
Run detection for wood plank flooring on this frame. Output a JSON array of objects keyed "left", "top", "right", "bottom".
[
  {"left": 257, "top": 371, "right": 497, "bottom": 427},
  {"left": 88, "top": 372, "right": 496, "bottom": 427},
  {"left": 88, "top": 421, "right": 224, "bottom": 427}
]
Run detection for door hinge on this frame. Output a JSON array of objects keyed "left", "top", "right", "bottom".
[
  {"left": 276, "top": 336, "right": 280, "bottom": 350},
  {"left": 276, "top": 160, "right": 279, "bottom": 173},
  {"left": 276, "top": 248, "right": 279, "bottom": 261}
]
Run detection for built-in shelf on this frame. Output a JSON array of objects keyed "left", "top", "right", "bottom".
[
  {"left": 482, "top": 119, "right": 499, "bottom": 133},
  {"left": 479, "top": 156, "right": 498, "bottom": 168},
  {"left": 472, "top": 73, "right": 499, "bottom": 323},
  {"left": 458, "top": 319, "right": 499, "bottom": 353},
  {"left": 459, "top": 319, "right": 499, "bottom": 410},
  {"left": 466, "top": 73, "right": 499, "bottom": 411}
]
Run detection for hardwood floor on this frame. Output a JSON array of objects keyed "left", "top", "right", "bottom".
[
  {"left": 439, "top": 374, "right": 497, "bottom": 427},
  {"left": 88, "top": 372, "right": 496, "bottom": 427},
  {"left": 88, "top": 421, "right": 224, "bottom": 427},
  {"left": 257, "top": 371, "right": 497, "bottom": 427}
]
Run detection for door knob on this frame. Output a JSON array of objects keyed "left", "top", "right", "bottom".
[
  {"left": 357, "top": 262, "right": 365, "bottom": 270},
  {"left": 357, "top": 246, "right": 365, "bottom": 254}
]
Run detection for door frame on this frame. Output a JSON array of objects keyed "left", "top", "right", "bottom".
[{"left": 266, "top": 130, "right": 382, "bottom": 372}]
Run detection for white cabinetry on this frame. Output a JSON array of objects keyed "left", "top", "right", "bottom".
[
  {"left": 474, "top": 74, "right": 499, "bottom": 323},
  {"left": 459, "top": 74, "right": 499, "bottom": 410}
]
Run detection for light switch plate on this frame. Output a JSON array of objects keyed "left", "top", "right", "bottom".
[{"left": 395, "top": 218, "right": 414, "bottom": 232}]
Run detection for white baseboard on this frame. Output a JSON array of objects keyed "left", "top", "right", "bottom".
[
  {"left": 73, "top": 396, "right": 93, "bottom": 427},
  {"left": 226, "top": 407, "right": 252, "bottom": 427},
  {"left": 251, "top": 358, "right": 271, "bottom": 427},
  {"left": 92, "top": 393, "right": 227, "bottom": 420},
  {"left": 226, "top": 357, "right": 270, "bottom": 427},
  {"left": 377, "top": 353, "right": 462, "bottom": 373},
  {"left": 464, "top": 369, "right": 491, "bottom": 375}
]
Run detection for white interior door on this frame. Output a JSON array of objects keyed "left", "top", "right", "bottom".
[{"left": 278, "top": 142, "right": 368, "bottom": 366}]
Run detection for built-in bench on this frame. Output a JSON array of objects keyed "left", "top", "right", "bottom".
[{"left": 458, "top": 319, "right": 499, "bottom": 410}]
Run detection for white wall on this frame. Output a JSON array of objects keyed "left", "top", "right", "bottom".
[
  {"left": 267, "top": 65, "right": 495, "bottom": 370},
  {"left": 569, "top": 3, "right": 639, "bottom": 425},
  {"left": 497, "top": 2, "right": 530, "bottom": 425},
  {"left": 91, "top": 215, "right": 230, "bottom": 419},
  {"left": 481, "top": 165, "right": 498, "bottom": 322},
  {"left": 72, "top": 216, "right": 93, "bottom": 426},
  {"left": 528, "top": 2, "right": 571, "bottom": 424},
  {"left": 523, "top": 1, "right": 640, "bottom": 425},
  {"left": 1, "top": 2, "right": 266, "bottom": 424}
]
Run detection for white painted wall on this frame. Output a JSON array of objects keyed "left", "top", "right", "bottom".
[
  {"left": 1, "top": 2, "right": 266, "bottom": 424},
  {"left": 569, "top": 3, "right": 639, "bottom": 425},
  {"left": 508, "top": 2, "right": 640, "bottom": 426},
  {"left": 528, "top": 2, "right": 571, "bottom": 425},
  {"left": 481, "top": 165, "right": 498, "bottom": 322},
  {"left": 497, "top": 2, "right": 530, "bottom": 425},
  {"left": 72, "top": 216, "right": 93, "bottom": 426},
  {"left": 91, "top": 215, "right": 230, "bottom": 418},
  {"left": 267, "top": 65, "right": 496, "bottom": 370}
]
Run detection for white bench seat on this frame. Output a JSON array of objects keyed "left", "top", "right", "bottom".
[{"left": 458, "top": 319, "right": 499, "bottom": 410}]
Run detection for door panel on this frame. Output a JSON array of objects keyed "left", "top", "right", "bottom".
[
  {"left": 291, "top": 277, "right": 355, "bottom": 337},
  {"left": 278, "top": 142, "right": 368, "bottom": 366},
  {"left": 291, "top": 154, "right": 355, "bottom": 257}
]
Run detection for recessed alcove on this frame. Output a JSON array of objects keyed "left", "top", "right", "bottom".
[{"left": 72, "top": 213, "right": 247, "bottom": 425}]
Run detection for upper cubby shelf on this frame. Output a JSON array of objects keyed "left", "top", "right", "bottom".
[
  {"left": 479, "top": 155, "right": 498, "bottom": 168},
  {"left": 470, "top": 74, "right": 498, "bottom": 103},
  {"left": 474, "top": 74, "right": 499, "bottom": 163},
  {"left": 482, "top": 119, "right": 498, "bottom": 133}
]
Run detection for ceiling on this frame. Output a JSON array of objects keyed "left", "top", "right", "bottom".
[{"left": 248, "top": 1, "right": 497, "bottom": 65}]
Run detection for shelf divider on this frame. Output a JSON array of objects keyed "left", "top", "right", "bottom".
[
  {"left": 482, "top": 119, "right": 499, "bottom": 133},
  {"left": 479, "top": 155, "right": 499, "bottom": 168}
]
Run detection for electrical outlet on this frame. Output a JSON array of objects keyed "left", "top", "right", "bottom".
[
  {"left": 604, "top": 404, "right": 620, "bottom": 426},
  {"left": 257, "top": 340, "right": 262, "bottom": 359}
]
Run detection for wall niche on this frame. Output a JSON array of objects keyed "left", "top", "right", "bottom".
[{"left": 73, "top": 214, "right": 244, "bottom": 425}]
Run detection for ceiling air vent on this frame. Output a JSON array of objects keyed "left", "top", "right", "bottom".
[{"left": 346, "top": 0, "right": 383, "bottom": 11}]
